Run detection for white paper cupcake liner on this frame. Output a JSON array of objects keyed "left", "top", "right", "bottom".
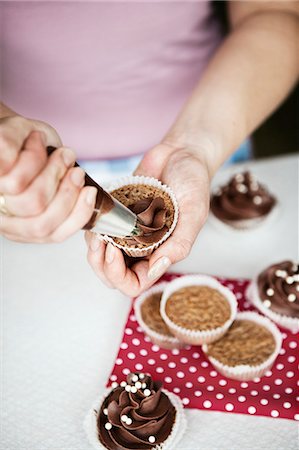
[
  {"left": 84, "top": 387, "right": 186, "bottom": 450},
  {"left": 160, "top": 275, "right": 238, "bottom": 346},
  {"left": 202, "top": 311, "right": 282, "bottom": 381},
  {"left": 246, "top": 280, "right": 299, "bottom": 333},
  {"left": 97, "top": 176, "right": 179, "bottom": 257},
  {"left": 134, "top": 282, "right": 184, "bottom": 350}
]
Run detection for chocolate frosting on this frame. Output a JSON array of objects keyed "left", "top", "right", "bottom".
[
  {"left": 128, "top": 197, "right": 168, "bottom": 244},
  {"left": 257, "top": 261, "right": 299, "bottom": 318},
  {"left": 98, "top": 373, "right": 176, "bottom": 450},
  {"left": 211, "top": 171, "right": 276, "bottom": 221}
]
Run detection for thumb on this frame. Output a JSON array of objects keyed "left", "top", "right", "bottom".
[{"left": 133, "top": 144, "right": 176, "bottom": 178}]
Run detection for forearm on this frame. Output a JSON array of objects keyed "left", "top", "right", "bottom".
[{"left": 163, "top": 8, "right": 298, "bottom": 176}]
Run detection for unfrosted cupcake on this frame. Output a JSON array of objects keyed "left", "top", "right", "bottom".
[
  {"left": 134, "top": 283, "right": 183, "bottom": 350},
  {"left": 247, "top": 260, "right": 299, "bottom": 332},
  {"left": 202, "top": 311, "right": 282, "bottom": 381},
  {"left": 100, "top": 176, "right": 178, "bottom": 257},
  {"left": 84, "top": 372, "right": 186, "bottom": 450},
  {"left": 160, "top": 275, "right": 237, "bottom": 345},
  {"left": 210, "top": 171, "right": 277, "bottom": 230}
]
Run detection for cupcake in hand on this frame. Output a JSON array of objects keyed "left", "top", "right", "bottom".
[{"left": 210, "top": 171, "right": 277, "bottom": 231}]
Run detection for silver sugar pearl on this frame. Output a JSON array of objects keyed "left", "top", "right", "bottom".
[
  {"left": 141, "top": 383, "right": 147, "bottom": 389},
  {"left": 235, "top": 173, "right": 244, "bottom": 182},
  {"left": 144, "top": 389, "right": 151, "bottom": 397},
  {"left": 286, "top": 277, "right": 294, "bottom": 284},
  {"left": 121, "top": 415, "right": 128, "bottom": 422},
  {"left": 111, "top": 382, "right": 118, "bottom": 389},
  {"left": 125, "top": 385, "right": 131, "bottom": 392},
  {"left": 266, "top": 288, "right": 274, "bottom": 297},
  {"left": 103, "top": 408, "right": 108, "bottom": 416},
  {"left": 135, "top": 381, "right": 142, "bottom": 389},
  {"left": 251, "top": 182, "right": 259, "bottom": 191},
  {"left": 288, "top": 294, "right": 296, "bottom": 302},
  {"left": 130, "top": 386, "right": 137, "bottom": 394},
  {"left": 148, "top": 436, "right": 156, "bottom": 444},
  {"left": 120, "top": 381, "right": 127, "bottom": 387},
  {"left": 237, "top": 184, "right": 248, "bottom": 193},
  {"left": 263, "top": 299, "right": 272, "bottom": 308},
  {"left": 105, "top": 423, "right": 112, "bottom": 431},
  {"left": 139, "top": 373, "right": 145, "bottom": 379},
  {"left": 126, "top": 418, "right": 133, "bottom": 426},
  {"left": 132, "top": 375, "right": 139, "bottom": 382},
  {"left": 293, "top": 274, "right": 299, "bottom": 282},
  {"left": 275, "top": 270, "right": 287, "bottom": 278},
  {"left": 296, "top": 285, "right": 299, "bottom": 292},
  {"left": 253, "top": 195, "right": 262, "bottom": 205}
]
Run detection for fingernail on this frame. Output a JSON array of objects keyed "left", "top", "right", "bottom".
[
  {"left": 90, "top": 235, "right": 100, "bottom": 252},
  {"left": 62, "top": 147, "right": 76, "bottom": 166},
  {"left": 148, "top": 256, "right": 171, "bottom": 281},
  {"left": 86, "top": 187, "right": 97, "bottom": 206},
  {"left": 71, "top": 167, "right": 85, "bottom": 187},
  {"left": 106, "top": 243, "right": 116, "bottom": 264}
]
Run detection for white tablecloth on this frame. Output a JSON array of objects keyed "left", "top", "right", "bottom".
[{"left": 1, "top": 154, "right": 298, "bottom": 450}]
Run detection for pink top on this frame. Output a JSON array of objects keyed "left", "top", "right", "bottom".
[{"left": 1, "top": 1, "right": 222, "bottom": 159}]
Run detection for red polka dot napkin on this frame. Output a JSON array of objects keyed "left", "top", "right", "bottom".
[{"left": 107, "top": 273, "right": 299, "bottom": 421}]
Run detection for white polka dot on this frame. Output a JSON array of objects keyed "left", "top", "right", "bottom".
[
  {"left": 140, "top": 349, "right": 148, "bottom": 356},
  {"left": 286, "top": 371, "right": 294, "bottom": 378},
  {"left": 295, "top": 414, "right": 299, "bottom": 421},
  {"left": 289, "top": 341, "right": 297, "bottom": 349},
  {"left": 271, "top": 410, "right": 279, "bottom": 418},
  {"left": 164, "top": 377, "right": 172, "bottom": 383},
  {"left": 160, "top": 353, "right": 168, "bottom": 360},
  {"left": 144, "top": 336, "right": 150, "bottom": 342},
  {"left": 210, "top": 371, "right": 218, "bottom": 377},
  {"left": 172, "top": 349, "right": 180, "bottom": 355},
  {"left": 216, "top": 393, "right": 224, "bottom": 400},
  {"left": 283, "top": 402, "right": 292, "bottom": 409},
  {"left": 250, "top": 390, "right": 258, "bottom": 396},
  {"left": 132, "top": 338, "right": 140, "bottom": 346},
  {"left": 180, "top": 357, "right": 188, "bottom": 364},
  {"left": 152, "top": 345, "right": 160, "bottom": 352},
  {"left": 241, "top": 382, "right": 248, "bottom": 388},
  {"left": 260, "top": 399, "right": 268, "bottom": 405},
  {"left": 185, "top": 345, "right": 191, "bottom": 350},
  {"left": 189, "top": 366, "right": 197, "bottom": 373},
  {"left": 274, "top": 379, "right": 282, "bottom": 385},
  {"left": 225, "top": 403, "right": 234, "bottom": 411},
  {"left": 279, "top": 348, "right": 286, "bottom": 355},
  {"left": 236, "top": 292, "right": 242, "bottom": 299},
  {"left": 182, "top": 398, "right": 190, "bottom": 405},
  {"left": 120, "top": 342, "right": 128, "bottom": 350},
  {"left": 135, "top": 363, "right": 143, "bottom": 371},
  {"left": 177, "top": 371, "right": 185, "bottom": 379},
  {"left": 276, "top": 363, "right": 284, "bottom": 370},
  {"left": 130, "top": 314, "right": 136, "bottom": 322},
  {"left": 219, "top": 379, "right": 227, "bottom": 386},
  {"left": 238, "top": 396, "right": 246, "bottom": 402},
  {"left": 116, "top": 358, "right": 123, "bottom": 365},
  {"left": 122, "top": 368, "right": 130, "bottom": 375},
  {"left": 265, "top": 371, "right": 272, "bottom": 377},
  {"left": 156, "top": 367, "right": 164, "bottom": 374},
  {"left": 110, "top": 374, "right": 117, "bottom": 381},
  {"left": 296, "top": 396, "right": 299, "bottom": 401},
  {"left": 128, "top": 352, "right": 136, "bottom": 360},
  {"left": 285, "top": 388, "right": 293, "bottom": 394},
  {"left": 227, "top": 283, "right": 234, "bottom": 290},
  {"left": 203, "top": 400, "right": 212, "bottom": 408},
  {"left": 207, "top": 385, "right": 214, "bottom": 391},
  {"left": 168, "top": 362, "right": 176, "bottom": 369},
  {"left": 253, "top": 377, "right": 261, "bottom": 383},
  {"left": 273, "top": 394, "right": 280, "bottom": 399},
  {"left": 201, "top": 361, "right": 209, "bottom": 368},
  {"left": 186, "top": 382, "right": 193, "bottom": 388},
  {"left": 148, "top": 359, "right": 155, "bottom": 365},
  {"left": 288, "top": 356, "right": 296, "bottom": 363},
  {"left": 173, "top": 387, "right": 180, "bottom": 394},
  {"left": 229, "top": 388, "right": 236, "bottom": 394},
  {"left": 198, "top": 376, "right": 205, "bottom": 383},
  {"left": 248, "top": 406, "right": 256, "bottom": 415},
  {"left": 195, "top": 390, "right": 202, "bottom": 397},
  {"left": 263, "top": 385, "right": 271, "bottom": 391},
  {"left": 192, "top": 352, "right": 200, "bottom": 359},
  {"left": 125, "top": 328, "right": 133, "bottom": 335}
]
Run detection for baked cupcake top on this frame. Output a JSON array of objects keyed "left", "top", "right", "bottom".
[
  {"left": 141, "top": 292, "right": 174, "bottom": 337},
  {"left": 206, "top": 319, "right": 276, "bottom": 367},
  {"left": 98, "top": 373, "right": 176, "bottom": 450},
  {"left": 111, "top": 184, "right": 175, "bottom": 248},
  {"left": 210, "top": 171, "right": 276, "bottom": 221},
  {"left": 164, "top": 285, "right": 231, "bottom": 331},
  {"left": 257, "top": 260, "right": 299, "bottom": 318}
]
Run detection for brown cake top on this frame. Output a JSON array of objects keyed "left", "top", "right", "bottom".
[
  {"left": 141, "top": 292, "right": 174, "bottom": 337},
  {"left": 165, "top": 285, "right": 231, "bottom": 331},
  {"left": 207, "top": 319, "right": 276, "bottom": 367},
  {"left": 111, "top": 184, "right": 175, "bottom": 249}
]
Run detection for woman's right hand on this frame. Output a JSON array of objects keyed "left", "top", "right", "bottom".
[{"left": 0, "top": 115, "right": 97, "bottom": 243}]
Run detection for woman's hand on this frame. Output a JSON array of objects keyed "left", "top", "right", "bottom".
[
  {"left": 0, "top": 115, "right": 97, "bottom": 242},
  {"left": 85, "top": 144, "right": 211, "bottom": 296}
]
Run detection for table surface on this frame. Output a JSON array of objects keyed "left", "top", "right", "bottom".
[{"left": 1, "top": 154, "right": 298, "bottom": 450}]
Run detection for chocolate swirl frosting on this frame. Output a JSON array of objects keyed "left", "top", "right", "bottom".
[
  {"left": 211, "top": 171, "right": 276, "bottom": 221},
  {"left": 128, "top": 197, "right": 168, "bottom": 245},
  {"left": 257, "top": 261, "right": 299, "bottom": 318},
  {"left": 98, "top": 373, "right": 176, "bottom": 450}
]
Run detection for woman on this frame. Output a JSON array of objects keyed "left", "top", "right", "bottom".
[{"left": 0, "top": 1, "right": 298, "bottom": 296}]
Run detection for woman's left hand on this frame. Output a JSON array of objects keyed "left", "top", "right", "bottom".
[{"left": 85, "top": 144, "right": 211, "bottom": 296}]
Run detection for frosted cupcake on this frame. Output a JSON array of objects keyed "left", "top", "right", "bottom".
[
  {"left": 160, "top": 275, "right": 237, "bottom": 345},
  {"left": 247, "top": 260, "right": 299, "bottom": 332},
  {"left": 134, "top": 283, "right": 183, "bottom": 350},
  {"left": 202, "top": 311, "right": 282, "bottom": 381},
  {"left": 210, "top": 171, "right": 277, "bottom": 230},
  {"left": 100, "top": 176, "right": 178, "bottom": 257},
  {"left": 84, "top": 372, "right": 186, "bottom": 450}
]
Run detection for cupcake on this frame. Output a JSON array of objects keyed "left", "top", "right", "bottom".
[
  {"left": 84, "top": 372, "right": 186, "bottom": 450},
  {"left": 100, "top": 176, "right": 178, "bottom": 257},
  {"left": 210, "top": 171, "right": 277, "bottom": 230},
  {"left": 160, "top": 275, "right": 237, "bottom": 345},
  {"left": 247, "top": 260, "right": 299, "bottom": 332},
  {"left": 202, "top": 311, "right": 282, "bottom": 381},
  {"left": 134, "top": 283, "right": 183, "bottom": 350}
]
